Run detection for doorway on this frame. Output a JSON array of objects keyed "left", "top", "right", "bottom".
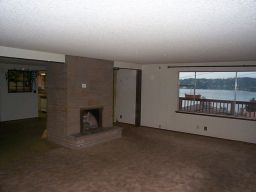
[
  {"left": 37, "top": 70, "right": 47, "bottom": 118},
  {"left": 113, "top": 68, "right": 142, "bottom": 126}
]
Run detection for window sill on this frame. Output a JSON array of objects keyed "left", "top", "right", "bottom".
[{"left": 175, "top": 111, "right": 256, "bottom": 121}]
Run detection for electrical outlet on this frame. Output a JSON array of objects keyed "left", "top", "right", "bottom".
[
  {"left": 120, "top": 115, "right": 122, "bottom": 119},
  {"left": 204, "top": 126, "right": 208, "bottom": 131}
]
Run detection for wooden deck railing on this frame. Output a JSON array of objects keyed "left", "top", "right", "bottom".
[{"left": 178, "top": 97, "right": 256, "bottom": 120}]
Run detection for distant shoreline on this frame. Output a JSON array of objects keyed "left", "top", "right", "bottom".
[{"left": 180, "top": 77, "right": 256, "bottom": 92}]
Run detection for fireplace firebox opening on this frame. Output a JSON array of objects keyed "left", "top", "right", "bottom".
[{"left": 80, "top": 107, "right": 103, "bottom": 135}]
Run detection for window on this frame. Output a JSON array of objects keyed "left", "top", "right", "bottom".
[
  {"left": 8, "top": 70, "right": 33, "bottom": 93},
  {"left": 178, "top": 71, "right": 256, "bottom": 120}
]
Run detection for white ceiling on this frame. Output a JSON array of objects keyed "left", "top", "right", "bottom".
[{"left": 0, "top": 0, "right": 256, "bottom": 64}]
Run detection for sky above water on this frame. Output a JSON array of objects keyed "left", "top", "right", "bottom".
[{"left": 180, "top": 72, "right": 256, "bottom": 79}]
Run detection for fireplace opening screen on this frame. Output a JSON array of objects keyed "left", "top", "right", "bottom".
[{"left": 80, "top": 108, "right": 102, "bottom": 135}]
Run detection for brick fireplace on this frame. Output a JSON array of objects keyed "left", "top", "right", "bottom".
[{"left": 47, "top": 56, "right": 122, "bottom": 149}]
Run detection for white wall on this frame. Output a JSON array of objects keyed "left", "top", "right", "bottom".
[
  {"left": 141, "top": 61, "right": 256, "bottom": 144},
  {"left": 115, "top": 69, "right": 137, "bottom": 124},
  {"left": 0, "top": 63, "right": 46, "bottom": 121},
  {"left": 0, "top": 46, "right": 65, "bottom": 63}
]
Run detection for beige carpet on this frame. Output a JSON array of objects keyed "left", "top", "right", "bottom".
[{"left": 1, "top": 126, "right": 256, "bottom": 192}]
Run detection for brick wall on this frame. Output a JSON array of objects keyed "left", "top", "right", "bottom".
[
  {"left": 47, "top": 63, "right": 67, "bottom": 139},
  {"left": 66, "top": 56, "right": 113, "bottom": 135},
  {"left": 47, "top": 56, "right": 114, "bottom": 144}
]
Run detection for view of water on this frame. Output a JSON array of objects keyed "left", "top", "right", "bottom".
[{"left": 180, "top": 89, "right": 256, "bottom": 101}]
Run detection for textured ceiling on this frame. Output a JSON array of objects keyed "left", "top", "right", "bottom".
[{"left": 0, "top": 0, "right": 256, "bottom": 64}]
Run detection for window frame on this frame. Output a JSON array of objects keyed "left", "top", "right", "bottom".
[
  {"left": 8, "top": 70, "right": 33, "bottom": 93},
  {"left": 177, "top": 70, "right": 256, "bottom": 121}
]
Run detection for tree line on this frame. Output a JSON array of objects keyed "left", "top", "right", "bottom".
[{"left": 180, "top": 77, "right": 256, "bottom": 92}]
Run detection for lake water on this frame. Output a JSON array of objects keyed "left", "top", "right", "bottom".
[{"left": 179, "top": 89, "right": 256, "bottom": 102}]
